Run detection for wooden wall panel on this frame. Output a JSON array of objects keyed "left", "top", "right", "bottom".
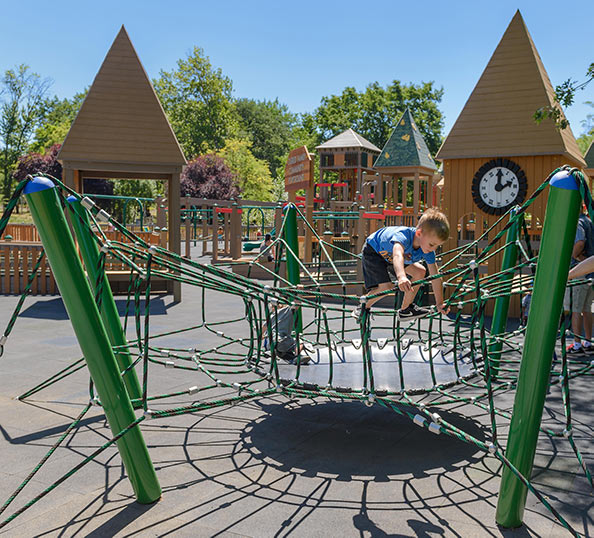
[{"left": 441, "top": 154, "right": 574, "bottom": 317}]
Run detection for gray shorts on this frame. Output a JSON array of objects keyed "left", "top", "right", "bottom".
[{"left": 563, "top": 282, "right": 594, "bottom": 313}]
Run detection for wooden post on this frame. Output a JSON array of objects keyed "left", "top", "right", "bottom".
[
  {"left": 413, "top": 171, "right": 420, "bottom": 219},
  {"left": 376, "top": 173, "right": 383, "bottom": 207},
  {"left": 169, "top": 172, "right": 182, "bottom": 302},
  {"left": 304, "top": 187, "right": 314, "bottom": 263},
  {"left": 202, "top": 205, "right": 208, "bottom": 255},
  {"left": 212, "top": 205, "right": 219, "bottom": 262},
  {"left": 230, "top": 200, "right": 241, "bottom": 260},
  {"left": 274, "top": 203, "right": 283, "bottom": 238}
]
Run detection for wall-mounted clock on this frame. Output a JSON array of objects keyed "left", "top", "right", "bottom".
[{"left": 471, "top": 158, "right": 528, "bottom": 215}]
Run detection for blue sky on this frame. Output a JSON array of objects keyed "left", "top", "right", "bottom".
[{"left": 1, "top": 0, "right": 593, "bottom": 139}]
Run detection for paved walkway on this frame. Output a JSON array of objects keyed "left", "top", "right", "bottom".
[{"left": 0, "top": 257, "right": 592, "bottom": 536}]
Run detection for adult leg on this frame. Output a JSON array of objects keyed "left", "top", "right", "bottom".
[
  {"left": 571, "top": 311, "right": 583, "bottom": 345},
  {"left": 400, "top": 263, "right": 427, "bottom": 310}
]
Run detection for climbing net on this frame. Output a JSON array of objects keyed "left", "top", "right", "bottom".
[{"left": 0, "top": 166, "right": 592, "bottom": 534}]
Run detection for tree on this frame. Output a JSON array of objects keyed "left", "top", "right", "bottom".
[
  {"left": 534, "top": 62, "right": 594, "bottom": 130},
  {"left": 31, "top": 90, "right": 87, "bottom": 153},
  {"left": 113, "top": 179, "right": 162, "bottom": 224},
  {"left": 12, "top": 143, "right": 62, "bottom": 184},
  {"left": 305, "top": 80, "right": 445, "bottom": 155},
  {"left": 181, "top": 155, "right": 239, "bottom": 200},
  {"left": 576, "top": 101, "right": 594, "bottom": 154},
  {"left": 0, "top": 64, "right": 51, "bottom": 199},
  {"left": 217, "top": 138, "right": 274, "bottom": 201},
  {"left": 153, "top": 47, "right": 238, "bottom": 159},
  {"left": 235, "top": 98, "right": 297, "bottom": 176}
]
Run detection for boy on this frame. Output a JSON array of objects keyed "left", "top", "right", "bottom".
[{"left": 353, "top": 208, "right": 450, "bottom": 321}]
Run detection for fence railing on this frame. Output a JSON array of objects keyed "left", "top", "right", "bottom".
[{"left": 0, "top": 243, "right": 57, "bottom": 295}]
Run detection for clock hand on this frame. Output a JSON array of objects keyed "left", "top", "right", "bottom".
[
  {"left": 502, "top": 180, "right": 513, "bottom": 189},
  {"left": 494, "top": 169, "right": 504, "bottom": 192}
]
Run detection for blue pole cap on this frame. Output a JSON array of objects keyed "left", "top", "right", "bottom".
[
  {"left": 549, "top": 170, "right": 578, "bottom": 191},
  {"left": 66, "top": 195, "right": 78, "bottom": 203},
  {"left": 23, "top": 176, "right": 56, "bottom": 195}
]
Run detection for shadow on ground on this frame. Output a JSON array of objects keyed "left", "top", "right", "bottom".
[{"left": 18, "top": 297, "right": 170, "bottom": 320}]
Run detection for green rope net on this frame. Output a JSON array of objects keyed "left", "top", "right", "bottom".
[{"left": 0, "top": 167, "right": 592, "bottom": 535}]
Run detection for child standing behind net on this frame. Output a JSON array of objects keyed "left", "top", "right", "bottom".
[{"left": 353, "top": 208, "right": 451, "bottom": 321}]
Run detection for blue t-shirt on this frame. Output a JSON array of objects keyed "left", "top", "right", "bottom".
[{"left": 366, "top": 226, "right": 436, "bottom": 265}]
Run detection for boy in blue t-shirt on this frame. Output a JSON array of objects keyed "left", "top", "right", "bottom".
[{"left": 353, "top": 208, "right": 450, "bottom": 321}]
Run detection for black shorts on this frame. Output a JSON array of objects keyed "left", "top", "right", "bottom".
[{"left": 361, "top": 243, "right": 396, "bottom": 291}]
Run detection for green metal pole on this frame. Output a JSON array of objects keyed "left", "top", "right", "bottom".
[
  {"left": 488, "top": 210, "right": 519, "bottom": 378},
  {"left": 283, "top": 203, "right": 302, "bottom": 333},
  {"left": 496, "top": 169, "right": 581, "bottom": 527},
  {"left": 24, "top": 177, "right": 161, "bottom": 504},
  {"left": 66, "top": 195, "right": 143, "bottom": 402}
]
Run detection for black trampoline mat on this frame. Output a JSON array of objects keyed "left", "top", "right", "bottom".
[{"left": 276, "top": 343, "right": 480, "bottom": 393}]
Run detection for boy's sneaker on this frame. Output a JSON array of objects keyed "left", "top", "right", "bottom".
[
  {"left": 566, "top": 343, "right": 585, "bottom": 355},
  {"left": 398, "top": 303, "right": 432, "bottom": 321}
]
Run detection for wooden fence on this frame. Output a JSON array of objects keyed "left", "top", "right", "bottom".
[
  {"left": 1, "top": 225, "right": 161, "bottom": 295},
  {"left": 0, "top": 243, "right": 57, "bottom": 295}
]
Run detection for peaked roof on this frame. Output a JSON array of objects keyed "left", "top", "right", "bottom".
[
  {"left": 436, "top": 11, "right": 585, "bottom": 166},
  {"left": 315, "top": 128, "right": 381, "bottom": 153},
  {"left": 585, "top": 140, "right": 594, "bottom": 170},
  {"left": 374, "top": 108, "right": 437, "bottom": 172},
  {"left": 59, "top": 26, "right": 186, "bottom": 167}
]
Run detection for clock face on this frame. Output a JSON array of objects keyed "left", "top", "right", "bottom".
[{"left": 471, "top": 158, "right": 527, "bottom": 215}]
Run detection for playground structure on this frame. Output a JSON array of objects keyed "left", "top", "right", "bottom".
[{"left": 0, "top": 165, "right": 593, "bottom": 534}]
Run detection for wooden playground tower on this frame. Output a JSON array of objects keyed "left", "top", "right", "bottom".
[
  {"left": 58, "top": 26, "right": 187, "bottom": 301},
  {"left": 315, "top": 129, "right": 380, "bottom": 205},
  {"left": 436, "top": 10, "right": 586, "bottom": 315}
]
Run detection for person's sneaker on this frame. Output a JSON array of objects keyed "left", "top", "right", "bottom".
[
  {"left": 398, "top": 303, "right": 432, "bottom": 321},
  {"left": 583, "top": 343, "right": 593, "bottom": 354},
  {"left": 566, "top": 343, "right": 585, "bottom": 355},
  {"left": 351, "top": 305, "right": 370, "bottom": 323}
]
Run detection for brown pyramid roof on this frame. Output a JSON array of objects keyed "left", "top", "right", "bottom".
[
  {"left": 436, "top": 11, "right": 585, "bottom": 167},
  {"left": 59, "top": 26, "right": 186, "bottom": 167}
]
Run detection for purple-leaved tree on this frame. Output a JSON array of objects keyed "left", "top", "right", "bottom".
[
  {"left": 12, "top": 143, "right": 63, "bottom": 183},
  {"left": 181, "top": 154, "right": 239, "bottom": 200}
]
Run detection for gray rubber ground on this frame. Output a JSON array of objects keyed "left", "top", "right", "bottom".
[{"left": 0, "top": 248, "right": 591, "bottom": 537}]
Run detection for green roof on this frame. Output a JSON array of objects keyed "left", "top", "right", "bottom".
[
  {"left": 585, "top": 140, "right": 594, "bottom": 168},
  {"left": 374, "top": 108, "right": 436, "bottom": 171}
]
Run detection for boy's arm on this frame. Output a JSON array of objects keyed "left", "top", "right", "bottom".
[
  {"left": 428, "top": 262, "right": 449, "bottom": 314},
  {"left": 392, "top": 242, "right": 412, "bottom": 292},
  {"left": 568, "top": 255, "right": 594, "bottom": 280}
]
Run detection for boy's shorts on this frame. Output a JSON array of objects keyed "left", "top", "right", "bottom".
[
  {"left": 361, "top": 243, "right": 396, "bottom": 291},
  {"left": 563, "top": 283, "right": 594, "bottom": 313}
]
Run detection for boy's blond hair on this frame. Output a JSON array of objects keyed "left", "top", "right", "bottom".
[{"left": 417, "top": 208, "right": 450, "bottom": 241}]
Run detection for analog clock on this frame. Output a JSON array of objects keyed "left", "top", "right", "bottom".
[{"left": 471, "top": 158, "right": 528, "bottom": 215}]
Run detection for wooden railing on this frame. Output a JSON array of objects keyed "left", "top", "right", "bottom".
[
  {"left": 0, "top": 226, "right": 161, "bottom": 294},
  {"left": 0, "top": 243, "right": 57, "bottom": 295}
]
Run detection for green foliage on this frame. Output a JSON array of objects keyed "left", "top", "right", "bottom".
[
  {"left": 112, "top": 179, "right": 162, "bottom": 225},
  {"left": 31, "top": 90, "right": 86, "bottom": 153},
  {"left": 534, "top": 62, "right": 594, "bottom": 130},
  {"left": 153, "top": 47, "right": 238, "bottom": 159},
  {"left": 577, "top": 101, "right": 594, "bottom": 154},
  {"left": 217, "top": 138, "right": 274, "bottom": 201},
  {"left": 235, "top": 98, "right": 297, "bottom": 176},
  {"left": 305, "top": 80, "right": 445, "bottom": 155},
  {"left": 0, "top": 64, "right": 51, "bottom": 199}
]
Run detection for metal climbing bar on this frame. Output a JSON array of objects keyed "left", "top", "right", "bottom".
[
  {"left": 23, "top": 176, "right": 161, "bottom": 504},
  {"left": 496, "top": 168, "right": 582, "bottom": 528}
]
